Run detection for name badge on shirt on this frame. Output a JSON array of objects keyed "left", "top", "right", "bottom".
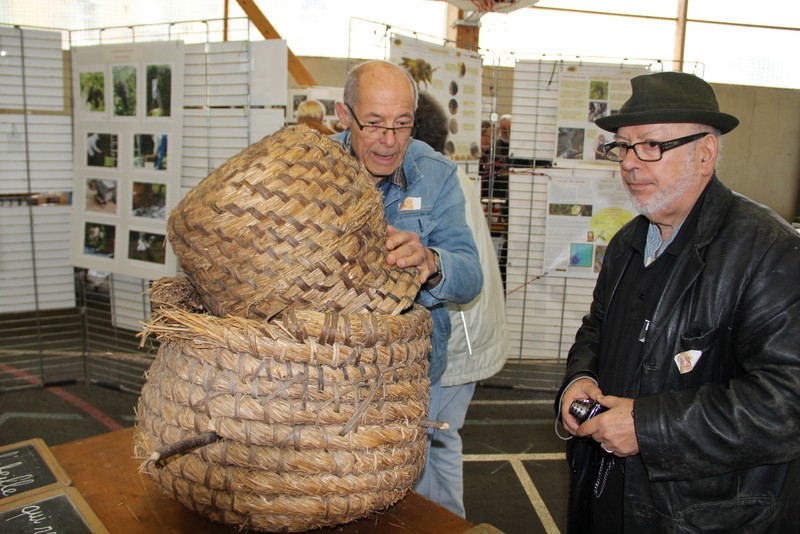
[
  {"left": 399, "top": 197, "right": 422, "bottom": 211},
  {"left": 674, "top": 350, "right": 702, "bottom": 374}
]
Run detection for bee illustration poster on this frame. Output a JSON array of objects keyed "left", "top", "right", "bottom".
[
  {"left": 390, "top": 34, "right": 482, "bottom": 161},
  {"left": 70, "top": 41, "right": 183, "bottom": 279}
]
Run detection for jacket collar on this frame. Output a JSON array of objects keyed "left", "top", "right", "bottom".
[
  {"left": 609, "top": 175, "right": 734, "bottom": 373},
  {"left": 692, "top": 175, "right": 733, "bottom": 250},
  {"left": 617, "top": 175, "right": 733, "bottom": 254}
]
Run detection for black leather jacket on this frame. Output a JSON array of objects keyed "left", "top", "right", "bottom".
[{"left": 560, "top": 177, "right": 800, "bottom": 533}]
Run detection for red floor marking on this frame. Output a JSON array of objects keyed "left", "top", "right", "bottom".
[{"left": 0, "top": 363, "right": 123, "bottom": 432}]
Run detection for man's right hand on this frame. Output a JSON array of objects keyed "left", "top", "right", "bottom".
[{"left": 560, "top": 377, "right": 602, "bottom": 436}]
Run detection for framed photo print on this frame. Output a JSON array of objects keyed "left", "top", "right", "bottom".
[
  {"left": 83, "top": 222, "right": 116, "bottom": 258},
  {"left": 133, "top": 133, "right": 167, "bottom": 170},
  {"left": 131, "top": 180, "right": 167, "bottom": 220},
  {"left": 128, "top": 230, "right": 167, "bottom": 265},
  {"left": 85, "top": 178, "right": 118, "bottom": 214},
  {"left": 146, "top": 64, "right": 172, "bottom": 117},
  {"left": 112, "top": 64, "right": 137, "bottom": 117}
]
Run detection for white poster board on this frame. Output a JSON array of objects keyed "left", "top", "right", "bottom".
[
  {"left": 250, "top": 40, "right": 289, "bottom": 107},
  {"left": 554, "top": 65, "right": 646, "bottom": 166},
  {"left": 389, "top": 33, "right": 482, "bottom": 161},
  {"left": 543, "top": 174, "right": 634, "bottom": 278},
  {"left": 70, "top": 42, "right": 184, "bottom": 279}
]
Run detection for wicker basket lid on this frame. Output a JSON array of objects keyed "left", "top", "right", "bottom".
[{"left": 168, "top": 124, "right": 419, "bottom": 320}]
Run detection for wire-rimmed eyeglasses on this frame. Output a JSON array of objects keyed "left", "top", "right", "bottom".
[
  {"left": 345, "top": 103, "right": 417, "bottom": 139},
  {"left": 602, "top": 132, "right": 710, "bottom": 162}
]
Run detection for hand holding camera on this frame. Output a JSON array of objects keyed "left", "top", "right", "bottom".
[{"left": 568, "top": 398, "right": 607, "bottom": 423}]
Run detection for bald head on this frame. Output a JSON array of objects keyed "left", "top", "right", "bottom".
[{"left": 343, "top": 60, "right": 418, "bottom": 111}]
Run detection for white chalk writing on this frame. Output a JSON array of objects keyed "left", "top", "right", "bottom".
[
  {"left": 7, "top": 504, "right": 48, "bottom": 524},
  {"left": 0, "top": 460, "right": 35, "bottom": 497}
]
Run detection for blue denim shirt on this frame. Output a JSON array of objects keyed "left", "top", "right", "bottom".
[{"left": 332, "top": 131, "right": 483, "bottom": 382}]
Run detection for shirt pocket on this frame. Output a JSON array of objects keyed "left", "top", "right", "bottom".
[{"left": 392, "top": 210, "right": 434, "bottom": 245}]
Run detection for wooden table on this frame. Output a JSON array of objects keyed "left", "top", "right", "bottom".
[{"left": 51, "top": 428, "right": 476, "bottom": 533}]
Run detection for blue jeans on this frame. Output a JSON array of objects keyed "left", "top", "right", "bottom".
[{"left": 413, "top": 380, "right": 477, "bottom": 517}]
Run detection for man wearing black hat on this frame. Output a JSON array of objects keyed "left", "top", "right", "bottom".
[{"left": 554, "top": 71, "right": 800, "bottom": 533}]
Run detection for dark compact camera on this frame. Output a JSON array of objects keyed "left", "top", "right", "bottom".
[{"left": 569, "top": 398, "right": 607, "bottom": 423}]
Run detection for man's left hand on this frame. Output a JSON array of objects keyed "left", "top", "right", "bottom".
[
  {"left": 575, "top": 394, "right": 639, "bottom": 457},
  {"left": 385, "top": 225, "right": 436, "bottom": 284}
]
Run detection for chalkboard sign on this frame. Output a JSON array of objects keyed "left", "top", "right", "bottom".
[
  {"left": 0, "top": 486, "right": 109, "bottom": 533},
  {"left": 0, "top": 439, "right": 70, "bottom": 501}
]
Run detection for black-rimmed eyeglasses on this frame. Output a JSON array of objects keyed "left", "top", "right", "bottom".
[
  {"left": 345, "top": 103, "right": 417, "bottom": 139},
  {"left": 602, "top": 132, "right": 710, "bottom": 162}
]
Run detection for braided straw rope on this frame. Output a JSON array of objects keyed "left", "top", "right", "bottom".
[
  {"left": 167, "top": 124, "right": 419, "bottom": 320},
  {"left": 134, "top": 278, "right": 432, "bottom": 532}
]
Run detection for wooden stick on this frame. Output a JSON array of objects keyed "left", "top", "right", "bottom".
[
  {"left": 418, "top": 419, "right": 449, "bottom": 430},
  {"left": 149, "top": 432, "right": 220, "bottom": 465}
]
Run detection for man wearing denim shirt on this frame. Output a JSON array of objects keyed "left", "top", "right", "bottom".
[{"left": 332, "top": 60, "right": 483, "bottom": 511}]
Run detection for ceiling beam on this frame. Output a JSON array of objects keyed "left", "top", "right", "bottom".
[
  {"left": 446, "top": 4, "right": 481, "bottom": 51},
  {"left": 235, "top": 0, "right": 317, "bottom": 86},
  {"left": 673, "top": 0, "right": 688, "bottom": 71}
]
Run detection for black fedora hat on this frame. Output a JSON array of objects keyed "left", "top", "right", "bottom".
[{"left": 595, "top": 71, "right": 739, "bottom": 134}]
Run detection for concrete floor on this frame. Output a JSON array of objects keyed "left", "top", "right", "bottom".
[{"left": 0, "top": 366, "right": 568, "bottom": 534}]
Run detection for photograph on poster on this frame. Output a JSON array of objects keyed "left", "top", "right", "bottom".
[
  {"left": 83, "top": 222, "right": 116, "bottom": 258},
  {"left": 79, "top": 71, "right": 105, "bottom": 113},
  {"left": 557, "top": 127, "right": 585, "bottom": 159},
  {"left": 86, "top": 133, "right": 118, "bottom": 168},
  {"left": 588, "top": 100, "right": 609, "bottom": 122},
  {"left": 593, "top": 133, "right": 609, "bottom": 160},
  {"left": 133, "top": 133, "right": 168, "bottom": 170},
  {"left": 589, "top": 80, "right": 609, "bottom": 100},
  {"left": 449, "top": 118, "right": 459, "bottom": 134},
  {"left": 570, "top": 243, "right": 593, "bottom": 268},
  {"left": 594, "top": 244, "right": 607, "bottom": 273},
  {"left": 131, "top": 181, "right": 167, "bottom": 219},
  {"left": 85, "top": 178, "right": 118, "bottom": 214},
  {"left": 146, "top": 64, "right": 171, "bottom": 117},
  {"left": 112, "top": 64, "right": 137, "bottom": 117},
  {"left": 449, "top": 80, "right": 458, "bottom": 96},
  {"left": 318, "top": 99, "right": 336, "bottom": 116},
  {"left": 128, "top": 230, "right": 166, "bottom": 264},
  {"left": 549, "top": 203, "right": 593, "bottom": 217},
  {"left": 448, "top": 98, "right": 458, "bottom": 115}
]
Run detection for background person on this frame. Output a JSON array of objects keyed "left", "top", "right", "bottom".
[
  {"left": 555, "top": 71, "right": 800, "bottom": 533},
  {"left": 413, "top": 93, "right": 510, "bottom": 517},
  {"left": 495, "top": 114, "right": 512, "bottom": 158},
  {"left": 332, "top": 60, "right": 483, "bottom": 512},
  {"left": 296, "top": 98, "right": 336, "bottom": 134},
  {"left": 481, "top": 114, "right": 511, "bottom": 289}
]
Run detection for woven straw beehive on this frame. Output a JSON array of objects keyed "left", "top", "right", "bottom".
[
  {"left": 134, "top": 125, "right": 432, "bottom": 532},
  {"left": 135, "top": 278, "right": 431, "bottom": 532},
  {"left": 167, "top": 124, "right": 418, "bottom": 320}
]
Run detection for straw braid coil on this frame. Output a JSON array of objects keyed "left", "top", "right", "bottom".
[
  {"left": 135, "top": 277, "right": 431, "bottom": 532},
  {"left": 134, "top": 124, "right": 432, "bottom": 532},
  {"left": 167, "top": 124, "right": 419, "bottom": 320}
]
